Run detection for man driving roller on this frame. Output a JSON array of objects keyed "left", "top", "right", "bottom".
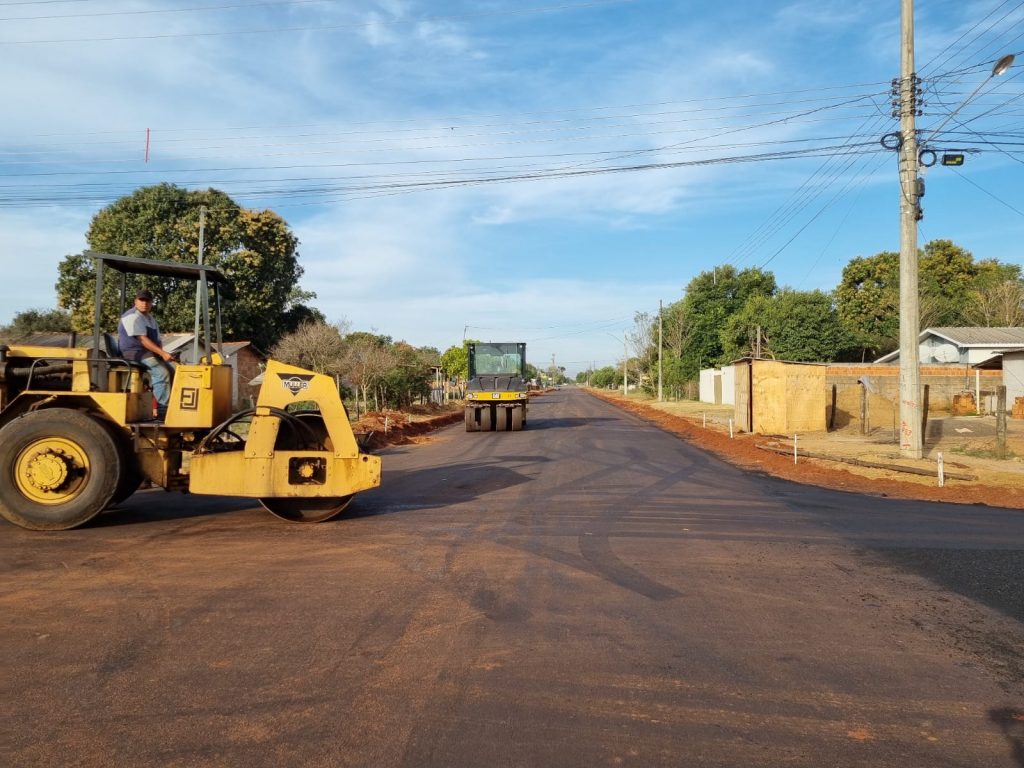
[{"left": 118, "top": 289, "right": 176, "bottom": 419}]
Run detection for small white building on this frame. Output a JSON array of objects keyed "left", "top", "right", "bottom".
[
  {"left": 698, "top": 365, "right": 737, "bottom": 405},
  {"left": 698, "top": 368, "right": 719, "bottom": 404}
]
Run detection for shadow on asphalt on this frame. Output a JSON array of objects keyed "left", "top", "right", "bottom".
[
  {"left": 519, "top": 416, "right": 617, "bottom": 431},
  {"left": 85, "top": 452, "right": 553, "bottom": 529},
  {"left": 990, "top": 708, "right": 1024, "bottom": 768},
  {"left": 90, "top": 491, "right": 257, "bottom": 528},
  {"left": 349, "top": 457, "right": 550, "bottom": 519}
]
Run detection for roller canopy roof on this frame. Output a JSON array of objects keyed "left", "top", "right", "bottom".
[{"left": 87, "top": 251, "right": 230, "bottom": 285}]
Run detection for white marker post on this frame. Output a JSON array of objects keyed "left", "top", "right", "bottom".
[
  {"left": 729, "top": 418, "right": 734, "bottom": 438},
  {"left": 937, "top": 452, "right": 944, "bottom": 487},
  {"left": 793, "top": 434, "right": 798, "bottom": 465}
]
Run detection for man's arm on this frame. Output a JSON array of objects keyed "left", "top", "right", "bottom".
[{"left": 136, "top": 335, "right": 174, "bottom": 362}]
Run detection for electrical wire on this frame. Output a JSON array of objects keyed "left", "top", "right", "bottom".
[{"left": 0, "top": 0, "right": 642, "bottom": 45}]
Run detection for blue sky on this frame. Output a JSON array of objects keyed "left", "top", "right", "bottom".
[{"left": 1, "top": 0, "right": 1022, "bottom": 375}]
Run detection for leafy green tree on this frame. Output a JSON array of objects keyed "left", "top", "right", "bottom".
[
  {"left": 590, "top": 365, "right": 619, "bottom": 388},
  {"left": 378, "top": 341, "right": 432, "bottom": 409},
  {"left": 0, "top": 308, "right": 72, "bottom": 343},
  {"left": 721, "top": 290, "right": 855, "bottom": 362},
  {"left": 55, "top": 183, "right": 321, "bottom": 350},
  {"left": 834, "top": 250, "right": 899, "bottom": 359},
  {"left": 835, "top": 240, "right": 1021, "bottom": 359},
  {"left": 657, "top": 299, "right": 692, "bottom": 397},
  {"left": 677, "top": 265, "right": 777, "bottom": 379},
  {"left": 440, "top": 341, "right": 476, "bottom": 382}
]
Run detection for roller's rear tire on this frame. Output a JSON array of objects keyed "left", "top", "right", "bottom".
[
  {"left": 103, "top": 422, "right": 143, "bottom": 506},
  {"left": 0, "top": 409, "right": 121, "bottom": 530}
]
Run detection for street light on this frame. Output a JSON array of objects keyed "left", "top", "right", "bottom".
[{"left": 921, "top": 54, "right": 1015, "bottom": 147}]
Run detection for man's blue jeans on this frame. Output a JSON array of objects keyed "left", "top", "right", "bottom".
[{"left": 141, "top": 357, "right": 176, "bottom": 419}]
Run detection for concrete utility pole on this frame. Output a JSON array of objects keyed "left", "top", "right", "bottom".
[
  {"left": 193, "top": 205, "right": 207, "bottom": 364},
  {"left": 658, "top": 299, "right": 663, "bottom": 402},
  {"left": 898, "top": 0, "right": 923, "bottom": 458}
]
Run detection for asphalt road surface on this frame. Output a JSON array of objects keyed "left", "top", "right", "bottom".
[{"left": 4, "top": 389, "right": 1024, "bottom": 767}]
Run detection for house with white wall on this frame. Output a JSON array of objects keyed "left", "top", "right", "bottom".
[{"left": 875, "top": 327, "right": 1024, "bottom": 365}]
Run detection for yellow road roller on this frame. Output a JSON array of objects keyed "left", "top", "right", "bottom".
[{"left": 0, "top": 252, "right": 380, "bottom": 530}]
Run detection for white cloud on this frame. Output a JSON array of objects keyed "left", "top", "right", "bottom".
[
  {"left": 361, "top": 12, "right": 401, "bottom": 47},
  {"left": 774, "top": 1, "right": 869, "bottom": 29}
]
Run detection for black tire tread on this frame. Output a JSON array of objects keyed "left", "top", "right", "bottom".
[{"left": 0, "top": 409, "right": 122, "bottom": 530}]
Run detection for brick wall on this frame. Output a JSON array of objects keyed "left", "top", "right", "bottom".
[{"left": 825, "top": 363, "right": 1004, "bottom": 431}]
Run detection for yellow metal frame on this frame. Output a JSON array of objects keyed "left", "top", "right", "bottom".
[
  {"left": 164, "top": 363, "right": 234, "bottom": 429},
  {"left": 187, "top": 360, "right": 381, "bottom": 499},
  {"left": 465, "top": 391, "right": 528, "bottom": 402}
]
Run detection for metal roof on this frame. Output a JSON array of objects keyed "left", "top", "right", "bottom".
[
  {"left": 874, "top": 326, "right": 1024, "bottom": 363},
  {"left": 926, "top": 327, "right": 1024, "bottom": 346},
  {"left": 162, "top": 333, "right": 254, "bottom": 357}
]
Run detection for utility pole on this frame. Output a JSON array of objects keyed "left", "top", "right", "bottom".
[
  {"left": 898, "top": 0, "right": 923, "bottom": 458},
  {"left": 658, "top": 299, "right": 663, "bottom": 402},
  {"left": 192, "top": 205, "right": 206, "bottom": 363}
]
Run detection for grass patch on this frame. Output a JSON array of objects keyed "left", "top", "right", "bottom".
[{"left": 951, "top": 443, "right": 1017, "bottom": 460}]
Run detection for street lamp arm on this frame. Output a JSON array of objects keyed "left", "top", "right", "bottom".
[{"left": 921, "top": 54, "right": 1015, "bottom": 147}]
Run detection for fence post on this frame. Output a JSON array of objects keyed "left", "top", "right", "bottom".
[
  {"left": 829, "top": 384, "right": 837, "bottom": 431},
  {"left": 860, "top": 382, "right": 868, "bottom": 435},
  {"left": 997, "top": 385, "right": 1008, "bottom": 459},
  {"left": 921, "top": 384, "right": 930, "bottom": 446}
]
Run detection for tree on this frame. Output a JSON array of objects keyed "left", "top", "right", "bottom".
[
  {"left": 658, "top": 299, "right": 693, "bottom": 397},
  {"left": 378, "top": 341, "right": 432, "bottom": 409},
  {"left": 721, "top": 290, "right": 855, "bottom": 362},
  {"left": 342, "top": 332, "right": 394, "bottom": 414},
  {"left": 590, "top": 366, "right": 619, "bottom": 388},
  {"left": 964, "top": 279, "right": 1024, "bottom": 326},
  {"left": 835, "top": 240, "right": 1022, "bottom": 359},
  {"left": 269, "top": 319, "right": 350, "bottom": 376},
  {"left": 440, "top": 343, "right": 472, "bottom": 383},
  {"left": 677, "top": 265, "right": 777, "bottom": 379},
  {"left": 835, "top": 251, "right": 900, "bottom": 359},
  {"left": 55, "top": 184, "right": 321, "bottom": 351},
  {"left": 0, "top": 308, "right": 72, "bottom": 343},
  {"left": 627, "top": 311, "right": 656, "bottom": 392}
]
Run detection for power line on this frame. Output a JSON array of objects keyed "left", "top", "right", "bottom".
[
  {"left": 1, "top": 0, "right": 337, "bottom": 22},
  {"left": 951, "top": 166, "right": 1024, "bottom": 217},
  {"left": 0, "top": 0, "right": 642, "bottom": 45}
]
